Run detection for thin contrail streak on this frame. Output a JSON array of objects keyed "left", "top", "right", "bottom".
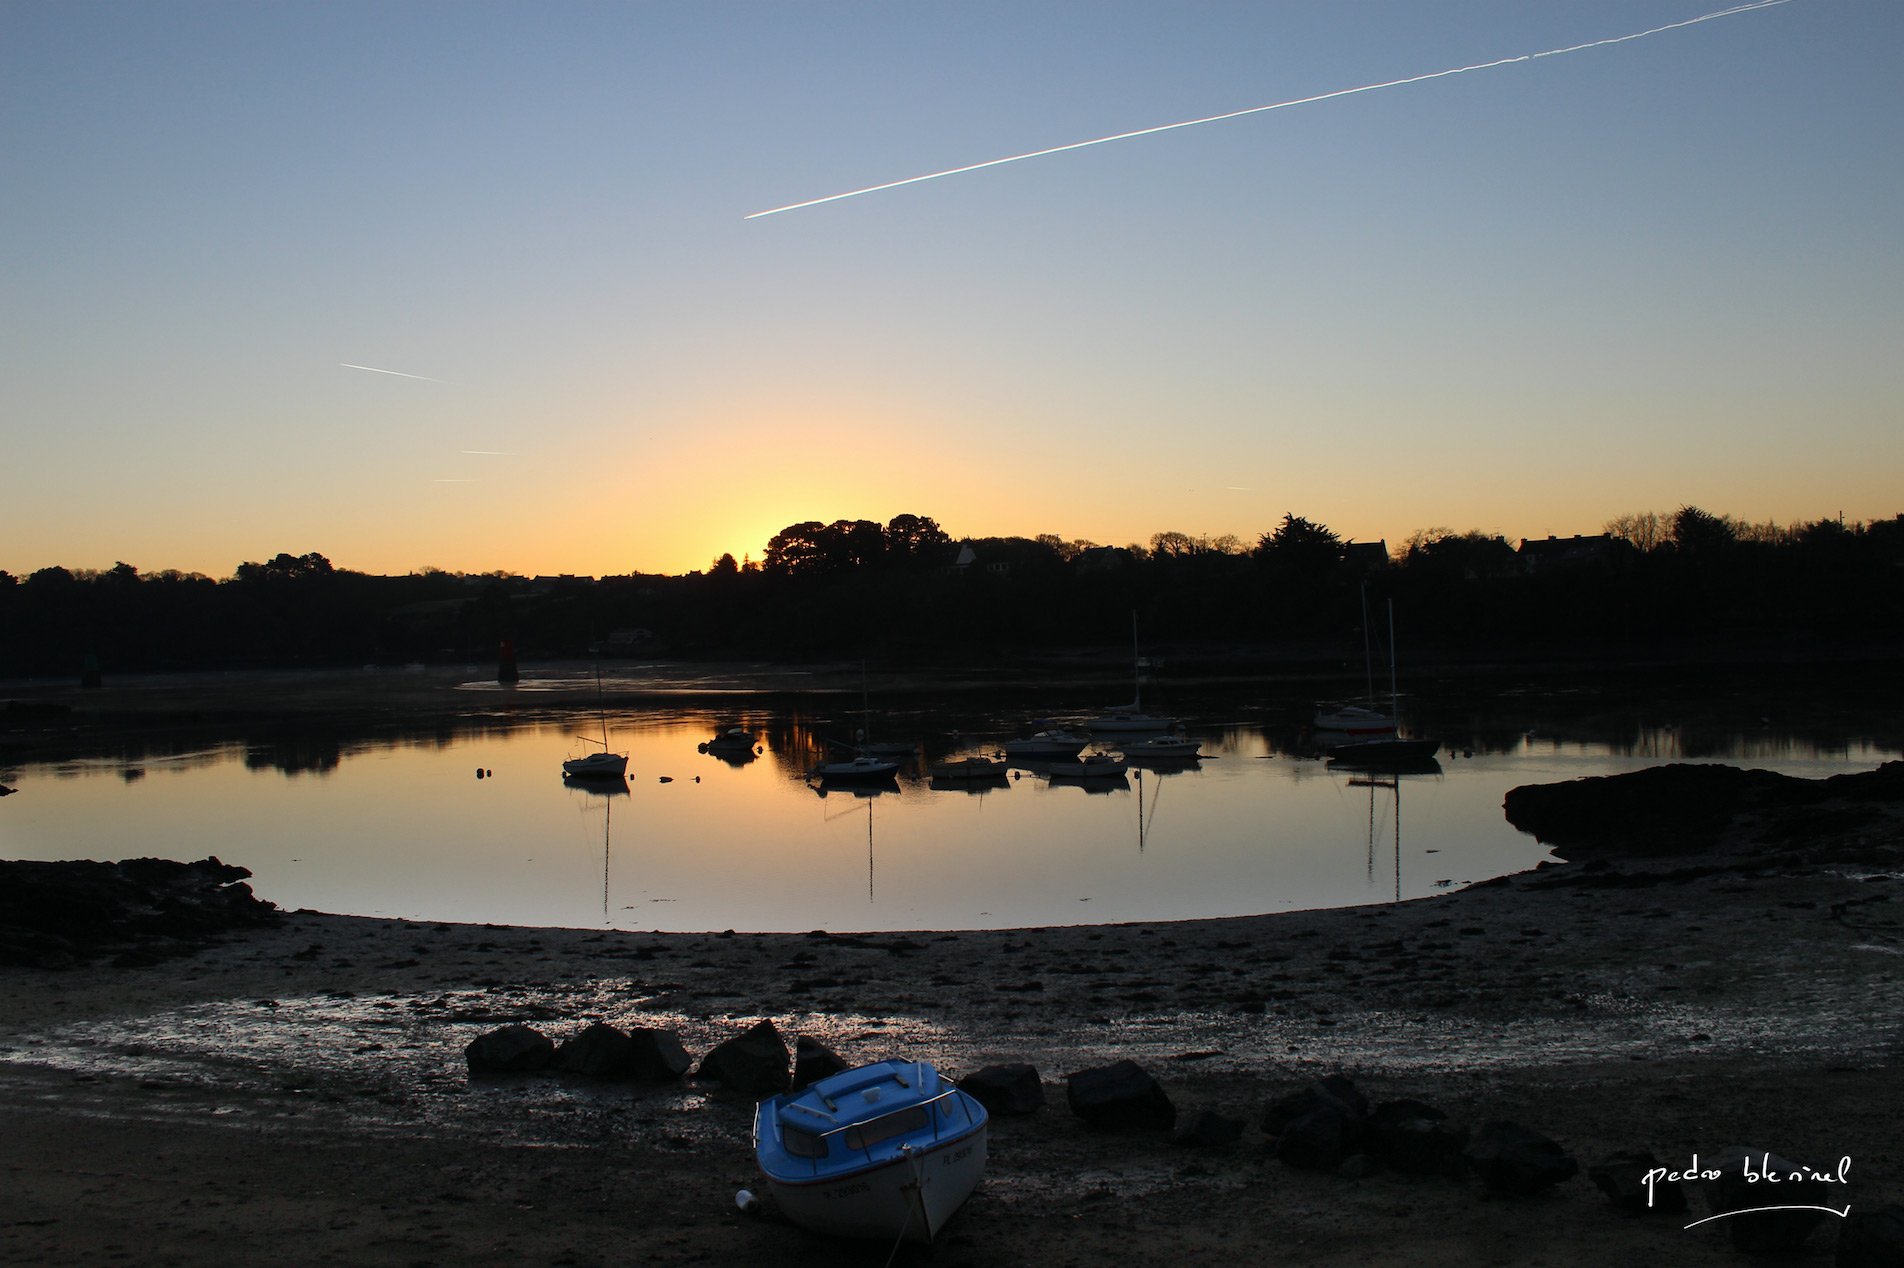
[
  {"left": 340, "top": 362, "right": 454, "bottom": 383},
  {"left": 460, "top": 450, "right": 514, "bottom": 456},
  {"left": 745, "top": 0, "right": 1792, "bottom": 219}
]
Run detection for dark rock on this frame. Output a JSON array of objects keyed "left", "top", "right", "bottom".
[
  {"left": 692, "top": 1019, "right": 790, "bottom": 1097},
  {"left": 1275, "top": 1109, "right": 1354, "bottom": 1171},
  {"left": 1502, "top": 761, "right": 1904, "bottom": 860},
  {"left": 1173, "top": 1110, "right": 1245, "bottom": 1148},
  {"left": 1065, "top": 1060, "right": 1175, "bottom": 1131},
  {"left": 1704, "top": 1146, "right": 1834, "bottom": 1253},
  {"left": 1338, "top": 1153, "right": 1379, "bottom": 1179},
  {"left": 958, "top": 1063, "right": 1045, "bottom": 1116},
  {"left": 1589, "top": 1149, "right": 1687, "bottom": 1213},
  {"left": 0, "top": 856, "right": 280, "bottom": 968},
  {"left": 557, "top": 1023, "right": 635, "bottom": 1077},
  {"left": 1837, "top": 1204, "right": 1904, "bottom": 1267},
  {"left": 1260, "top": 1074, "right": 1369, "bottom": 1137},
  {"left": 626, "top": 1027, "right": 692, "bottom": 1081},
  {"left": 1366, "top": 1099, "right": 1468, "bottom": 1175},
  {"left": 465, "top": 1024, "right": 556, "bottom": 1074},
  {"left": 792, "top": 1036, "right": 849, "bottom": 1091},
  {"left": 1465, "top": 1121, "right": 1579, "bottom": 1195}
]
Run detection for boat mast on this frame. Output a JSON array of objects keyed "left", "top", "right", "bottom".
[
  {"left": 1359, "top": 584, "right": 1375, "bottom": 707},
  {"left": 1130, "top": 610, "right": 1141, "bottom": 711},
  {"left": 1387, "top": 599, "right": 1399, "bottom": 720}
]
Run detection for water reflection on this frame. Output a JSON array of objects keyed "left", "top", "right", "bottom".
[{"left": 1, "top": 677, "right": 1897, "bottom": 932}]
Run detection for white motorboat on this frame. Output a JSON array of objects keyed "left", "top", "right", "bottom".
[
  {"left": 1088, "top": 613, "right": 1176, "bottom": 733},
  {"left": 808, "top": 755, "right": 902, "bottom": 780},
  {"left": 754, "top": 1060, "right": 988, "bottom": 1243},
  {"left": 1001, "top": 730, "right": 1089, "bottom": 759},
  {"left": 562, "top": 667, "right": 628, "bottom": 778}
]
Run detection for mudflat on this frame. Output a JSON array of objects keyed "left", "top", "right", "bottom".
[{"left": 4, "top": 770, "right": 1902, "bottom": 1266}]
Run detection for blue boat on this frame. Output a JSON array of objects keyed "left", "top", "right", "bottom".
[{"left": 753, "top": 1060, "right": 988, "bottom": 1242}]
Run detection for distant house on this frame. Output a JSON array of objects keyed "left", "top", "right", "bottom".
[
  {"left": 1517, "top": 534, "right": 1621, "bottom": 574},
  {"left": 1073, "top": 545, "right": 1132, "bottom": 574},
  {"left": 942, "top": 544, "right": 979, "bottom": 576},
  {"left": 1342, "top": 540, "right": 1389, "bottom": 576}
]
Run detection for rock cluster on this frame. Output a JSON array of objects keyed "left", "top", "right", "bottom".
[
  {"left": 465, "top": 1021, "right": 691, "bottom": 1080},
  {"left": 0, "top": 856, "right": 280, "bottom": 968}
]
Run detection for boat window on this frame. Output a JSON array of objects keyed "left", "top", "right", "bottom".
[
  {"left": 782, "top": 1126, "right": 828, "bottom": 1159},
  {"left": 842, "top": 1106, "right": 929, "bottom": 1151}
]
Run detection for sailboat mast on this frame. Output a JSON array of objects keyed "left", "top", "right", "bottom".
[
  {"left": 1387, "top": 599, "right": 1399, "bottom": 716},
  {"left": 1130, "top": 611, "right": 1141, "bottom": 710},
  {"left": 1359, "top": 584, "right": 1375, "bottom": 706}
]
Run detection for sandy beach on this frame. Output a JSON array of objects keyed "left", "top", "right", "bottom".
[{"left": 4, "top": 772, "right": 1903, "bottom": 1267}]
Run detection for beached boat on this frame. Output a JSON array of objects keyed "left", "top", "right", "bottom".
[
  {"left": 754, "top": 1060, "right": 988, "bottom": 1243},
  {"left": 1001, "top": 729, "right": 1089, "bottom": 758},
  {"left": 928, "top": 756, "right": 1007, "bottom": 779}
]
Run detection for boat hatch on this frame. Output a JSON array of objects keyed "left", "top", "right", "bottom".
[{"left": 760, "top": 1061, "right": 984, "bottom": 1179}]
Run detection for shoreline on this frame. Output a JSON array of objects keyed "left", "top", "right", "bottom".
[{"left": 5, "top": 836, "right": 1902, "bottom": 1265}]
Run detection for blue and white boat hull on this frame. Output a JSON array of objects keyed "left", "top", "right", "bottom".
[{"left": 754, "top": 1060, "right": 989, "bottom": 1243}]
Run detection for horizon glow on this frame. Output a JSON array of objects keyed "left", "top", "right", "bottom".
[{"left": 3, "top": 2, "right": 1899, "bottom": 579}]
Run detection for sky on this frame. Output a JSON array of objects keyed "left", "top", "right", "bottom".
[{"left": 3, "top": 1, "right": 1899, "bottom": 578}]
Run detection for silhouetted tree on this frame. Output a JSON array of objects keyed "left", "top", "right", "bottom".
[
  {"left": 1255, "top": 514, "right": 1343, "bottom": 575},
  {"left": 1670, "top": 506, "right": 1735, "bottom": 555}
]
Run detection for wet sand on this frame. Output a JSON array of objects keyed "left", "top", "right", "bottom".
[{"left": 4, "top": 840, "right": 1902, "bottom": 1267}]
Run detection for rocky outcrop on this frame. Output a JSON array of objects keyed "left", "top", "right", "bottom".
[
  {"left": 465, "top": 1024, "right": 557, "bottom": 1074},
  {"left": 791, "top": 1036, "right": 849, "bottom": 1091},
  {"left": 1065, "top": 1060, "right": 1175, "bottom": 1131},
  {"left": 1465, "top": 1122, "right": 1578, "bottom": 1195},
  {"left": 1588, "top": 1149, "right": 1687, "bottom": 1213},
  {"left": 1703, "top": 1146, "right": 1835, "bottom": 1253},
  {"left": 958, "top": 1064, "right": 1046, "bottom": 1116},
  {"left": 1503, "top": 761, "right": 1904, "bottom": 861},
  {"left": 692, "top": 1019, "right": 790, "bottom": 1097},
  {"left": 0, "top": 856, "right": 280, "bottom": 968}
]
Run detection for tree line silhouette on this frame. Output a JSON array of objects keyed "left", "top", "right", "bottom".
[{"left": 2, "top": 509, "right": 1899, "bottom": 679}]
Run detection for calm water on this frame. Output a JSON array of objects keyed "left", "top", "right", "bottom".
[{"left": 1, "top": 670, "right": 1896, "bottom": 932}]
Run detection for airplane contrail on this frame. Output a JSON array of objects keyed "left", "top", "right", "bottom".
[
  {"left": 340, "top": 362, "right": 455, "bottom": 383},
  {"left": 745, "top": 0, "right": 1792, "bottom": 219}
]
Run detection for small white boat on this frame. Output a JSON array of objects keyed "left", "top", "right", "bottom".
[
  {"left": 755, "top": 1060, "right": 988, "bottom": 1243},
  {"left": 1087, "top": 613, "right": 1176, "bottom": 732},
  {"left": 1121, "top": 736, "right": 1201, "bottom": 759},
  {"left": 1313, "top": 704, "right": 1396, "bottom": 735},
  {"left": 562, "top": 750, "right": 629, "bottom": 778},
  {"left": 808, "top": 755, "right": 902, "bottom": 780},
  {"left": 1002, "top": 729, "right": 1089, "bottom": 758},
  {"left": 928, "top": 756, "right": 1007, "bottom": 779},
  {"left": 563, "top": 667, "right": 628, "bottom": 778},
  {"left": 704, "top": 727, "right": 756, "bottom": 752}
]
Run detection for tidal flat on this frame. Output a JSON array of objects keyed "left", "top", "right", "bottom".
[{"left": 3, "top": 798, "right": 1902, "bottom": 1266}]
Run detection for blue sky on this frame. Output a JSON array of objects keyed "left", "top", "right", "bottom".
[{"left": 4, "top": 1, "right": 1898, "bottom": 575}]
